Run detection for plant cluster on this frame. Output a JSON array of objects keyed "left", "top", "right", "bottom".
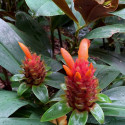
[{"left": 0, "top": 0, "right": 125, "bottom": 125}]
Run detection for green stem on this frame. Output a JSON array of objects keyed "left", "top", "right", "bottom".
[{"left": 75, "top": 24, "right": 87, "bottom": 38}]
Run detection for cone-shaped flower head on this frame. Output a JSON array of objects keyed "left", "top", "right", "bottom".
[
  {"left": 61, "top": 38, "right": 99, "bottom": 112},
  {"left": 18, "top": 42, "right": 46, "bottom": 86}
]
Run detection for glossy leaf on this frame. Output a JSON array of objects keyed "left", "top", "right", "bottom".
[
  {"left": 44, "top": 72, "right": 65, "bottom": 89},
  {"left": 100, "top": 102, "right": 125, "bottom": 117},
  {"left": 41, "top": 101, "right": 72, "bottom": 122},
  {"left": 111, "top": 8, "right": 125, "bottom": 19},
  {"left": 90, "top": 103, "right": 104, "bottom": 124},
  {"left": 86, "top": 24, "right": 125, "bottom": 39},
  {"left": 0, "top": 90, "right": 28, "bottom": 117},
  {"left": 98, "top": 93, "right": 112, "bottom": 103},
  {"left": 0, "top": 19, "right": 24, "bottom": 74},
  {"left": 95, "top": 64, "right": 120, "bottom": 89},
  {"left": 69, "top": 110, "right": 88, "bottom": 125},
  {"left": 41, "top": 56, "right": 62, "bottom": 72},
  {"left": 15, "top": 12, "right": 52, "bottom": 56},
  {"left": 32, "top": 84, "right": 49, "bottom": 103},
  {"left": 104, "top": 86, "right": 125, "bottom": 102},
  {"left": 119, "top": 0, "right": 125, "bottom": 4},
  {"left": 0, "top": 118, "right": 53, "bottom": 125},
  {"left": 98, "top": 86, "right": 125, "bottom": 117},
  {"left": 74, "top": 0, "right": 118, "bottom": 24},
  {"left": 17, "top": 82, "right": 29, "bottom": 96},
  {"left": 10, "top": 74, "right": 24, "bottom": 82},
  {"left": 90, "top": 49, "right": 125, "bottom": 75},
  {"left": 25, "top": 0, "right": 64, "bottom": 16},
  {"left": 52, "top": 0, "right": 78, "bottom": 24}
]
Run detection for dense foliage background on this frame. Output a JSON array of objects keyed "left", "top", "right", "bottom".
[{"left": 1, "top": 0, "right": 125, "bottom": 125}]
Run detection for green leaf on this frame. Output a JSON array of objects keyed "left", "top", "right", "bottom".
[
  {"left": 100, "top": 102, "right": 125, "bottom": 117},
  {"left": 94, "top": 64, "right": 120, "bottom": 89},
  {"left": 25, "top": 0, "right": 64, "bottom": 16},
  {"left": 104, "top": 86, "right": 125, "bottom": 103},
  {"left": 90, "top": 49, "right": 125, "bottom": 75},
  {"left": 98, "top": 86, "right": 125, "bottom": 117},
  {"left": 10, "top": 74, "right": 24, "bottom": 82},
  {"left": 0, "top": 90, "right": 28, "bottom": 117},
  {"left": 0, "top": 118, "right": 53, "bottom": 125},
  {"left": 97, "top": 93, "right": 112, "bottom": 103},
  {"left": 41, "top": 101, "right": 72, "bottom": 121},
  {"left": 0, "top": 18, "right": 25, "bottom": 74},
  {"left": 111, "top": 8, "right": 125, "bottom": 20},
  {"left": 32, "top": 84, "right": 49, "bottom": 103},
  {"left": 15, "top": 12, "right": 52, "bottom": 56},
  {"left": 90, "top": 103, "right": 104, "bottom": 124},
  {"left": 51, "top": 15, "right": 70, "bottom": 31},
  {"left": 119, "top": 0, "right": 125, "bottom": 4},
  {"left": 17, "top": 82, "right": 29, "bottom": 96},
  {"left": 69, "top": 110, "right": 88, "bottom": 125},
  {"left": 86, "top": 24, "right": 125, "bottom": 39},
  {"left": 44, "top": 72, "right": 65, "bottom": 89},
  {"left": 41, "top": 56, "right": 62, "bottom": 72}
]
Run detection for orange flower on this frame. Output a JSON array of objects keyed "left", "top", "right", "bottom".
[
  {"left": 51, "top": 115, "right": 67, "bottom": 125},
  {"left": 61, "top": 38, "right": 99, "bottom": 112},
  {"left": 18, "top": 42, "right": 46, "bottom": 86}
]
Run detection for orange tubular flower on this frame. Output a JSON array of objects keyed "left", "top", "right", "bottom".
[
  {"left": 18, "top": 42, "right": 46, "bottom": 86},
  {"left": 61, "top": 38, "right": 99, "bottom": 112}
]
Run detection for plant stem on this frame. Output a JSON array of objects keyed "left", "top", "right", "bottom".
[
  {"left": 57, "top": 27, "right": 63, "bottom": 48},
  {"left": 75, "top": 24, "right": 87, "bottom": 39},
  {"left": 2, "top": 67, "right": 12, "bottom": 91},
  {"left": 51, "top": 29, "right": 55, "bottom": 58}
]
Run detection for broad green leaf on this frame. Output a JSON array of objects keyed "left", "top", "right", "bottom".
[
  {"left": 41, "top": 101, "right": 72, "bottom": 121},
  {"left": 51, "top": 15, "right": 70, "bottom": 31},
  {"left": 44, "top": 72, "right": 65, "bottom": 89},
  {"left": 17, "top": 82, "right": 29, "bottom": 96},
  {"left": 90, "top": 49, "right": 125, "bottom": 74},
  {"left": 0, "top": 118, "right": 53, "bottom": 125},
  {"left": 25, "top": 0, "right": 64, "bottom": 16},
  {"left": 100, "top": 102, "right": 125, "bottom": 117},
  {"left": 111, "top": 8, "right": 125, "bottom": 20},
  {"left": 90, "top": 103, "right": 104, "bottom": 124},
  {"left": 10, "top": 74, "right": 24, "bottom": 82},
  {"left": 98, "top": 87, "right": 125, "bottom": 117},
  {"left": 32, "top": 84, "right": 49, "bottom": 103},
  {"left": 97, "top": 93, "right": 112, "bottom": 103},
  {"left": 41, "top": 56, "right": 62, "bottom": 72},
  {"left": 119, "top": 0, "right": 125, "bottom": 4},
  {"left": 104, "top": 86, "right": 125, "bottom": 102},
  {"left": 69, "top": 110, "right": 88, "bottom": 125},
  {"left": 15, "top": 12, "right": 52, "bottom": 56},
  {"left": 95, "top": 65, "right": 120, "bottom": 89},
  {"left": 0, "top": 19, "right": 25, "bottom": 74},
  {"left": 0, "top": 90, "right": 28, "bottom": 117},
  {"left": 86, "top": 24, "right": 125, "bottom": 39}
]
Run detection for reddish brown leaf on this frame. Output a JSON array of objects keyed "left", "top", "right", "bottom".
[
  {"left": 74, "top": 0, "right": 119, "bottom": 24},
  {"left": 52, "top": 0, "right": 78, "bottom": 24}
]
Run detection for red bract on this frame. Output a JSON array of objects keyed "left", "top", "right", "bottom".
[
  {"left": 18, "top": 42, "right": 46, "bottom": 86},
  {"left": 61, "top": 39, "right": 99, "bottom": 112}
]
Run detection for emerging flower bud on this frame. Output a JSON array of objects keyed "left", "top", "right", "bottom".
[
  {"left": 18, "top": 42, "right": 46, "bottom": 86},
  {"left": 61, "top": 38, "right": 99, "bottom": 112}
]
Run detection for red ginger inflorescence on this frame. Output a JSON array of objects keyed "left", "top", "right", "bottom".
[
  {"left": 18, "top": 42, "right": 46, "bottom": 86},
  {"left": 61, "top": 38, "right": 100, "bottom": 112}
]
